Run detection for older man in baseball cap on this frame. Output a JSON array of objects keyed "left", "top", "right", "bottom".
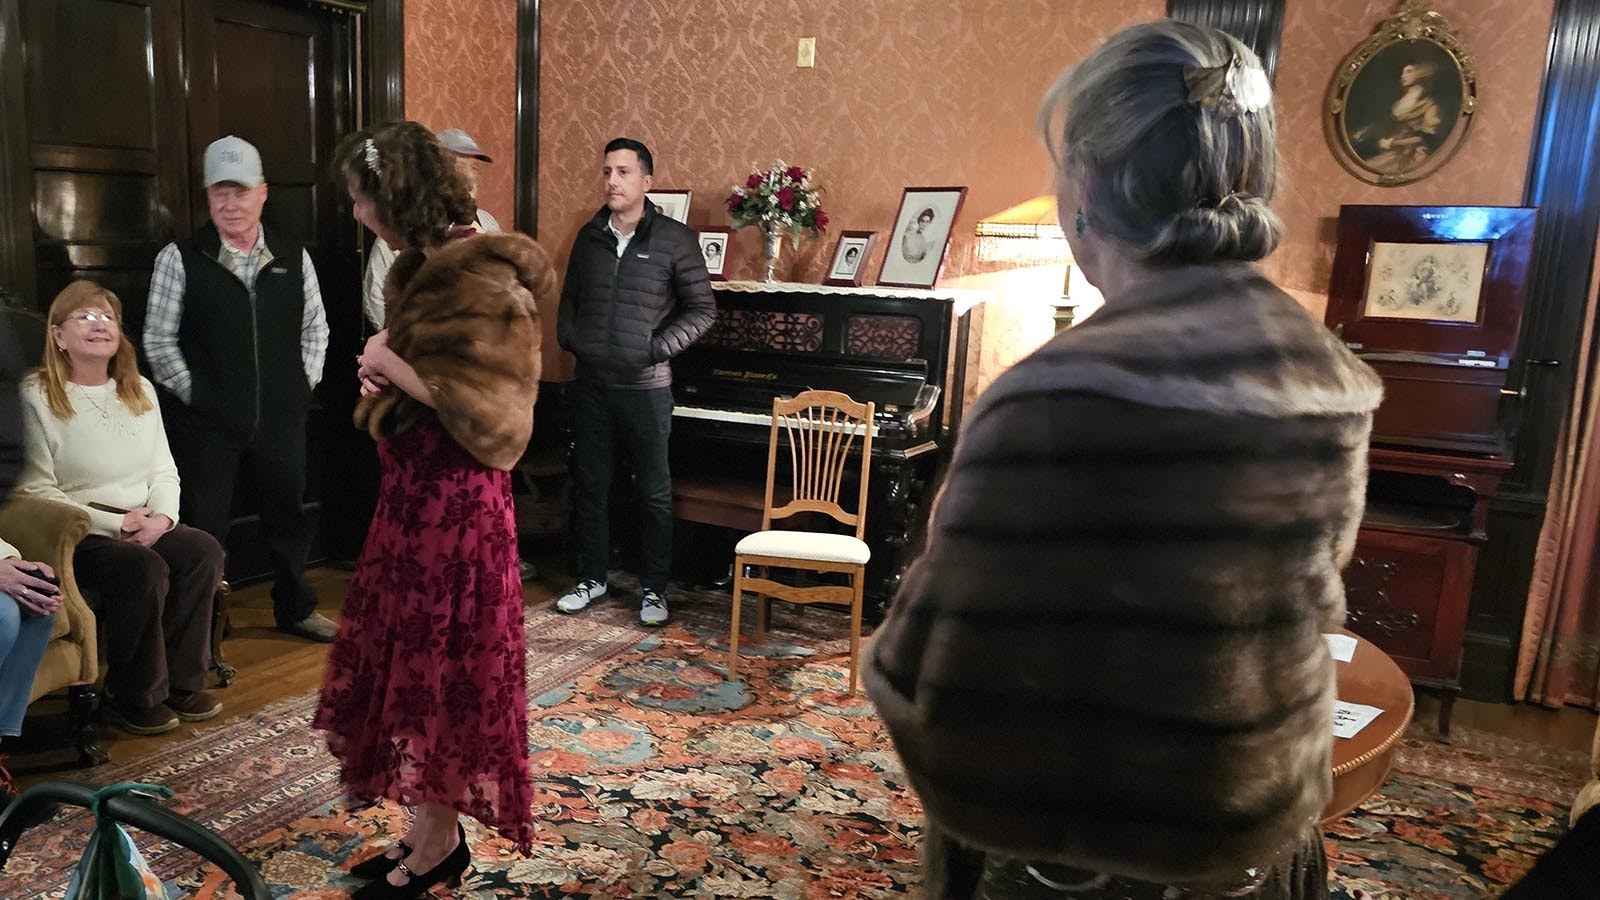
[{"left": 143, "top": 135, "right": 335, "bottom": 653}]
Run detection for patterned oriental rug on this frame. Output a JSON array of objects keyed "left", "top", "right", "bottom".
[{"left": 0, "top": 582, "right": 1589, "bottom": 899}]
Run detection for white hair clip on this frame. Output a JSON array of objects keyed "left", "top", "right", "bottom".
[
  {"left": 1184, "top": 53, "right": 1271, "bottom": 119},
  {"left": 362, "top": 137, "right": 381, "bottom": 176}
]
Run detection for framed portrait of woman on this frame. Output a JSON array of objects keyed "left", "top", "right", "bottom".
[
  {"left": 1324, "top": 3, "right": 1477, "bottom": 187},
  {"left": 878, "top": 187, "right": 966, "bottom": 289},
  {"left": 823, "top": 231, "right": 877, "bottom": 287},
  {"left": 697, "top": 227, "right": 732, "bottom": 281}
]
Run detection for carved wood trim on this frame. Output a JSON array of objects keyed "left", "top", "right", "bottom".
[
  {"left": 514, "top": 0, "right": 539, "bottom": 236},
  {"left": 364, "top": 0, "right": 403, "bottom": 125},
  {"left": 1344, "top": 555, "right": 1421, "bottom": 637},
  {"left": 1166, "top": 0, "right": 1285, "bottom": 82}
]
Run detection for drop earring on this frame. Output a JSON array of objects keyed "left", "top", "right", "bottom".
[{"left": 1074, "top": 210, "right": 1087, "bottom": 234}]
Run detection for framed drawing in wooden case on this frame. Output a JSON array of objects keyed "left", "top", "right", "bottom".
[{"left": 1324, "top": 204, "right": 1537, "bottom": 455}]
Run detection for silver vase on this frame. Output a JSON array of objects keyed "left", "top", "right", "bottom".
[{"left": 762, "top": 223, "right": 783, "bottom": 282}]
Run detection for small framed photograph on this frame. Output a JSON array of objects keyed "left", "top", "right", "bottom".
[
  {"left": 823, "top": 231, "right": 877, "bottom": 287},
  {"left": 647, "top": 190, "right": 692, "bottom": 224},
  {"left": 697, "top": 227, "right": 732, "bottom": 281},
  {"left": 878, "top": 186, "right": 967, "bottom": 289}
]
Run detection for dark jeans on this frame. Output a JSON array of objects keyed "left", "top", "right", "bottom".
[
  {"left": 166, "top": 413, "right": 318, "bottom": 626},
  {"left": 571, "top": 379, "right": 674, "bottom": 591},
  {"left": 75, "top": 526, "right": 224, "bottom": 709}
]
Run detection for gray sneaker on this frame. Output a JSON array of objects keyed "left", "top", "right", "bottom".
[
  {"left": 556, "top": 579, "right": 607, "bottom": 614},
  {"left": 278, "top": 611, "right": 338, "bottom": 642},
  {"left": 639, "top": 589, "right": 669, "bottom": 626}
]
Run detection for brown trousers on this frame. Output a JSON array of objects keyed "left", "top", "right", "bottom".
[{"left": 75, "top": 525, "right": 223, "bottom": 709}]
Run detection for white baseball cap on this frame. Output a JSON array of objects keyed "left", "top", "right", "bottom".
[
  {"left": 203, "top": 136, "right": 264, "bottom": 188},
  {"left": 436, "top": 128, "right": 492, "bottom": 163}
]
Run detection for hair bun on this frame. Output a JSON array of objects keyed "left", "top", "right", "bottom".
[{"left": 1145, "top": 193, "right": 1281, "bottom": 263}]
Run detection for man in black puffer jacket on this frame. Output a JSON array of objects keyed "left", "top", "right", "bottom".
[{"left": 555, "top": 138, "right": 715, "bottom": 626}]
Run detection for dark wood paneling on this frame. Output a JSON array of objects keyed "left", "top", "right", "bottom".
[
  {"left": 1461, "top": 493, "right": 1546, "bottom": 700},
  {"left": 514, "top": 0, "right": 540, "bottom": 236},
  {"left": 1504, "top": 0, "right": 1600, "bottom": 496},
  {"left": 1465, "top": 0, "right": 1600, "bottom": 699},
  {"left": 20, "top": 0, "right": 188, "bottom": 324},
  {"left": 365, "top": 0, "right": 404, "bottom": 124},
  {"left": 24, "top": 0, "right": 158, "bottom": 149},
  {"left": 0, "top": 1, "right": 34, "bottom": 303},
  {"left": 1166, "top": 0, "right": 1284, "bottom": 82}
]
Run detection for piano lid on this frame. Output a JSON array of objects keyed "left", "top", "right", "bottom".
[{"left": 718, "top": 280, "right": 992, "bottom": 315}]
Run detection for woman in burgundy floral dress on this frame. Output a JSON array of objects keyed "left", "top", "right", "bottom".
[{"left": 313, "top": 121, "right": 553, "bottom": 900}]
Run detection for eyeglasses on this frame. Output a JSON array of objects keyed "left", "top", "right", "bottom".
[{"left": 65, "top": 312, "right": 118, "bottom": 326}]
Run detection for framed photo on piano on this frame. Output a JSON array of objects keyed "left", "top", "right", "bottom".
[
  {"left": 647, "top": 190, "right": 692, "bottom": 224},
  {"left": 823, "top": 231, "right": 877, "bottom": 287},
  {"left": 697, "top": 227, "right": 732, "bottom": 281},
  {"left": 878, "top": 186, "right": 966, "bottom": 289}
]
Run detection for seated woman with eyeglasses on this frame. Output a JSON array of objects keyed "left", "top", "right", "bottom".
[{"left": 16, "top": 281, "right": 224, "bottom": 736}]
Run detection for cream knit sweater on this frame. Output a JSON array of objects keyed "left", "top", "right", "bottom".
[{"left": 16, "top": 374, "right": 182, "bottom": 540}]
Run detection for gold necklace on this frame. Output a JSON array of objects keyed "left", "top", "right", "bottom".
[{"left": 74, "top": 383, "right": 116, "bottom": 421}]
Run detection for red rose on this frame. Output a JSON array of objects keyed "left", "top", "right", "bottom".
[
  {"left": 746, "top": 173, "right": 763, "bottom": 189},
  {"left": 786, "top": 165, "right": 805, "bottom": 182},
  {"left": 726, "top": 194, "right": 741, "bottom": 211},
  {"left": 777, "top": 186, "right": 796, "bottom": 210},
  {"left": 814, "top": 209, "right": 829, "bottom": 229}
]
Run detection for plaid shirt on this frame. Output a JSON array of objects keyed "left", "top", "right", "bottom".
[{"left": 144, "top": 229, "right": 329, "bottom": 403}]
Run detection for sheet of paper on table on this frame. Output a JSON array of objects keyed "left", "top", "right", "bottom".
[
  {"left": 1324, "top": 633, "right": 1357, "bottom": 662},
  {"left": 1333, "top": 701, "right": 1383, "bottom": 739}
]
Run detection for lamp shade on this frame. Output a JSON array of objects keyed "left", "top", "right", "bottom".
[{"left": 974, "top": 195, "right": 1071, "bottom": 265}]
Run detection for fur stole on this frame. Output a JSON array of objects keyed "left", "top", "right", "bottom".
[
  {"left": 996, "top": 262, "right": 1383, "bottom": 420},
  {"left": 353, "top": 232, "right": 552, "bottom": 470}
]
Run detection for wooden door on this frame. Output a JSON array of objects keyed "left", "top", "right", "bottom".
[{"left": 17, "top": 0, "right": 191, "bottom": 336}]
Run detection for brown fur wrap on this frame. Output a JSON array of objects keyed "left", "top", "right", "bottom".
[
  {"left": 353, "top": 232, "right": 550, "bottom": 470},
  {"left": 865, "top": 264, "right": 1382, "bottom": 887}
]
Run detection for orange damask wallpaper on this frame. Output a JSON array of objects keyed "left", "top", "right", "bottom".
[
  {"left": 404, "top": 0, "right": 518, "bottom": 229},
  {"left": 538, "top": 0, "right": 1163, "bottom": 375},
  {"left": 1268, "top": 0, "right": 1554, "bottom": 317},
  {"left": 397, "top": 0, "right": 1557, "bottom": 375}
]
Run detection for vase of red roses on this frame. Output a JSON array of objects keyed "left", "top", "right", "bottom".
[{"left": 726, "top": 160, "right": 828, "bottom": 282}]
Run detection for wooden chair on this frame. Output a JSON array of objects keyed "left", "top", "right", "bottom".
[{"left": 728, "top": 390, "right": 873, "bottom": 694}]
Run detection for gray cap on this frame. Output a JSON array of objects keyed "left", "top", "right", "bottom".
[
  {"left": 436, "top": 128, "right": 492, "bottom": 163},
  {"left": 202, "top": 135, "right": 264, "bottom": 188}
]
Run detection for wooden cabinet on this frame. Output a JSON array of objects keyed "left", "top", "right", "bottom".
[{"left": 1344, "top": 448, "right": 1510, "bottom": 738}]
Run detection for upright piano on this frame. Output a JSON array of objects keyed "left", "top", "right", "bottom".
[{"left": 669, "top": 280, "right": 986, "bottom": 614}]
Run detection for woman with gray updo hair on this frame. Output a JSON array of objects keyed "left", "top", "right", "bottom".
[
  {"left": 1043, "top": 19, "right": 1281, "bottom": 271},
  {"left": 865, "top": 20, "right": 1383, "bottom": 899}
]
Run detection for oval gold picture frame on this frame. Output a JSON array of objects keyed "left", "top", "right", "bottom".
[{"left": 1324, "top": 0, "right": 1478, "bottom": 187}]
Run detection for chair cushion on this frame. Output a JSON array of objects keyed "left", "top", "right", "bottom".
[{"left": 735, "top": 530, "right": 871, "bottom": 565}]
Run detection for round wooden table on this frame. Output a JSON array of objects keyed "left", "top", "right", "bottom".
[{"left": 1323, "top": 631, "right": 1414, "bottom": 822}]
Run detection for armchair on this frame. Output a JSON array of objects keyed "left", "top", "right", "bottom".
[{"left": 0, "top": 495, "right": 106, "bottom": 766}]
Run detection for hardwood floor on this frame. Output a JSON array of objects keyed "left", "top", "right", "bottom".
[{"left": 8, "top": 565, "right": 1596, "bottom": 785}]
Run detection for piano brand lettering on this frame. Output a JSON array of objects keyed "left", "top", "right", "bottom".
[{"left": 711, "top": 368, "right": 779, "bottom": 382}]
